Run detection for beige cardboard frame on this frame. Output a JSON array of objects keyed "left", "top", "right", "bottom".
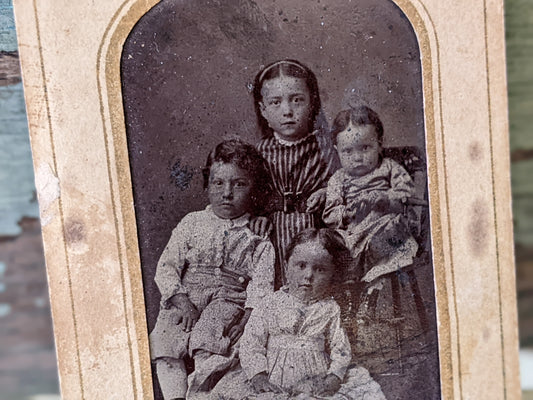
[{"left": 13, "top": 0, "right": 519, "bottom": 398}]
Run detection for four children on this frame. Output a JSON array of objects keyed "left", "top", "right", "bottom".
[{"left": 150, "top": 60, "right": 424, "bottom": 399}]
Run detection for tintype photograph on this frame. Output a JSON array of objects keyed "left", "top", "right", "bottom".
[{"left": 120, "top": 0, "right": 439, "bottom": 398}]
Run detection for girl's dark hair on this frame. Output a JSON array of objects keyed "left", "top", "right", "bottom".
[
  {"left": 331, "top": 105, "right": 384, "bottom": 146},
  {"left": 202, "top": 139, "right": 272, "bottom": 214},
  {"left": 284, "top": 228, "right": 352, "bottom": 284},
  {"left": 253, "top": 59, "right": 321, "bottom": 138}
]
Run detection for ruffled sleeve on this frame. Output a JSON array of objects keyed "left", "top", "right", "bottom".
[
  {"left": 153, "top": 213, "right": 193, "bottom": 307},
  {"left": 323, "top": 170, "right": 347, "bottom": 228},
  {"left": 245, "top": 239, "right": 275, "bottom": 309},
  {"left": 387, "top": 158, "right": 415, "bottom": 203},
  {"left": 327, "top": 302, "right": 352, "bottom": 380},
  {"left": 240, "top": 301, "right": 271, "bottom": 379}
]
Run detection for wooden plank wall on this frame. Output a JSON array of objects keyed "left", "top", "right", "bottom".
[{"left": 507, "top": 0, "right": 533, "bottom": 349}]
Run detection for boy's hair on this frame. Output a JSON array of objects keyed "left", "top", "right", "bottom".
[
  {"left": 331, "top": 105, "right": 384, "bottom": 146},
  {"left": 253, "top": 59, "right": 321, "bottom": 138},
  {"left": 202, "top": 139, "right": 271, "bottom": 214},
  {"left": 284, "top": 228, "right": 352, "bottom": 284}
]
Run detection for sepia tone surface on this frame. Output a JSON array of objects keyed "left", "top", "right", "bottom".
[
  {"left": 11, "top": 0, "right": 520, "bottom": 399},
  {"left": 120, "top": 1, "right": 439, "bottom": 398}
]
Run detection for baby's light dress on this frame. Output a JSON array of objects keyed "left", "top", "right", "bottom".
[{"left": 323, "top": 158, "right": 417, "bottom": 282}]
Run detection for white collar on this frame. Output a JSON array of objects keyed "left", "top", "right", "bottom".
[
  {"left": 273, "top": 131, "right": 313, "bottom": 146},
  {"left": 205, "top": 205, "right": 250, "bottom": 227}
]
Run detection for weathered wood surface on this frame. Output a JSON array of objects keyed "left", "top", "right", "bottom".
[
  {"left": 507, "top": 0, "right": 533, "bottom": 352},
  {"left": 1, "top": 1, "right": 59, "bottom": 398}
]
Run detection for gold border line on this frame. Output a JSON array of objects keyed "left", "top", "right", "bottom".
[
  {"left": 395, "top": 1, "right": 455, "bottom": 398},
  {"left": 31, "top": 0, "right": 86, "bottom": 397},
  {"left": 96, "top": 1, "right": 140, "bottom": 398},
  {"left": 412, "top": 1, "right": 464, "bottom": 397},
  {"left": 98, "top": 0, "right": 160, "bottom": 398},
  {"left": 483, "top": 0, "right": 507, "bottom": 398},
  {"left": 100, "top": 0, "right": 454, "bottom": 398}
]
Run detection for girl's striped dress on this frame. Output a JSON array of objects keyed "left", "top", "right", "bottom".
[{"left": 257, "top": 132, "right": 334, "bottom": 285}]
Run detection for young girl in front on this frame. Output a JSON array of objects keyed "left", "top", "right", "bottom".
[
  {"left": 210, "top": 228, "right": 386, "bottom": 400},
  {"left": 323, "top": 105, "right": 418, "bottom": 283},
  {"left": 149, "top": 139, "right": 275, "bottom": 400},
  {"left": 253, "top": 59, "right": 336, "bottom": 285}
]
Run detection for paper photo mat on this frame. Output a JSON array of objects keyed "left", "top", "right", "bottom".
[{"left": 13, "top": 0, "right": 519, "bottom": 398}]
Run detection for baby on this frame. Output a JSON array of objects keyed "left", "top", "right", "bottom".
[{"left": 323, "top": 106, "right": 418, "bottom": 283}]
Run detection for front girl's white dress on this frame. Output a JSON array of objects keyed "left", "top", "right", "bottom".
[{"left": 208, "top": 288, "right": 386, "bottom": 400}]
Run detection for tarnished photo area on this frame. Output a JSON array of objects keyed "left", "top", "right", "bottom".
[{"left": 120, "top": 0, "right": 440, "bottom": 398}]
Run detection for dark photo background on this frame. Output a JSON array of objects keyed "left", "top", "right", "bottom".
[{"left": 120, "top": 0, "right": 439, "bottom": 398}]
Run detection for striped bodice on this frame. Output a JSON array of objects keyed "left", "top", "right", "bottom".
[{"left": 257, "top": 133, "right": 334, "bottom": 285}]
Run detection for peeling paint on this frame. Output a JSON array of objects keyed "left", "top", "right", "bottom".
[
  {"left": 0, "top": 79, "right": 39, "bottom": 236},
  {"left": 0, "top": 303, "right": 11, "bottom": 317}
]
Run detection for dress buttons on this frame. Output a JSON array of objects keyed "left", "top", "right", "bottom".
[{"left": 238, "top": 276, "right": 245, "bottom": 283}]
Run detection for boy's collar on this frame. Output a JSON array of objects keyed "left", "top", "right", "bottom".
[{"left": 205, "top": 205, "right": 250, "bottom": 227}]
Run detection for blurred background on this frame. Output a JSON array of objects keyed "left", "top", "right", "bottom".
[{"left": 0, "top": 0, "right": 531, "bottom": 399}]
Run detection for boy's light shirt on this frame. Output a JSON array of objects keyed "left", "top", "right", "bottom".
[{"left": 154, "top": 205, "right": 275, "bottom": 309}]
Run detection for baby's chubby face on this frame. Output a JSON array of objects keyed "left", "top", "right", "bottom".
[
  {"left": 286, "top": 240, "right": 335, "bottom": 303},
  {"left": 208, "top": 162, "right": 253, "bottom": 220},
  {"left": 336, "top": 122, "right": 381, "bottom": 178}
]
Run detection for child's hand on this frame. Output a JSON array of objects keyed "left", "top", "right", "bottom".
[
  {"left": 292, "top": 376, "right": 315, "bottom": 395},
  {"left": 293, "top": 374, "right": 341, "bottom": 397},
  {"left": 169, "top": 294, "right": 200, "bottom": 332},
  {"left": 227, "top": 309, "right": 252, "bottom": 345},
  {"left": 249, "top": 216, "right": 273, "bottom": 238},
  {"left": 250, "top": 372, "right": 283, "bottom": 394},
  {"left": 368, "top": 190, "right": 390, "bottom": 211},
  {"left": 306, "top": 188, "right": 327, "bottom": 213},
  {"left": 345, "top": 199, "right": 372, "bottom": 222},
  {"left": 314, "top": 374, "right": 342, "bottom": 397}
]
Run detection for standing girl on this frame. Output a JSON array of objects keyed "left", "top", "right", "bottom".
[{"left": 253, "top": 59, "right": 336, "bottom": 285}]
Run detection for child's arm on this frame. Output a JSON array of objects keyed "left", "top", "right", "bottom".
[
  {"left": 306, "top": 187, "right": 327, "bottom": 213},
  {"left": 229, "top": 240, "right": 275, "bottom": 344},
  {"left": 168, "top": 294, "right": 199, "bottom": 332},
  {"left": 293, "top": 374, "right": 341, "bottom": 397},
  {"left": 241, "top": 309, "right": 283, "bottom": 394},
  {"left": 240, "top": 305, "right": 271, "bottom": 382},
  {"left": 245, "top": 240, "right": 276, "bottom": 311},
  {"left": 154, "top": 219, "right": 190, "bottom": 307},
  {"left": 322, "top": 171, "right": 347, "bottom": 228},
  {"left": 248, "top": 216, "right": 273, "bottom": 238},
  {"left": 154, "top": 214, "right": 199, "bottom": 331},
  {"left": 250, "top": 372, "right": 284, "bottom": 394},
  {"left": 227, "top": 308, "right": 252, "bottom": 345},
  {"left": 388, "top": 158, "right": 416, "bottom": 206},
  {"left": 327, "top": 303, "right": 352, "bottom": 383}
]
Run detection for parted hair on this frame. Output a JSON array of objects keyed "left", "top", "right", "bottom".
[
  {"left": 284, "top": 228, "right": 352, "bottom": 284},
  {"left": 331, "top": 105, "right": 384, "bottom": 146},
  {"left": 253, "top": 59, "right": 322, "bottom": 138}
]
